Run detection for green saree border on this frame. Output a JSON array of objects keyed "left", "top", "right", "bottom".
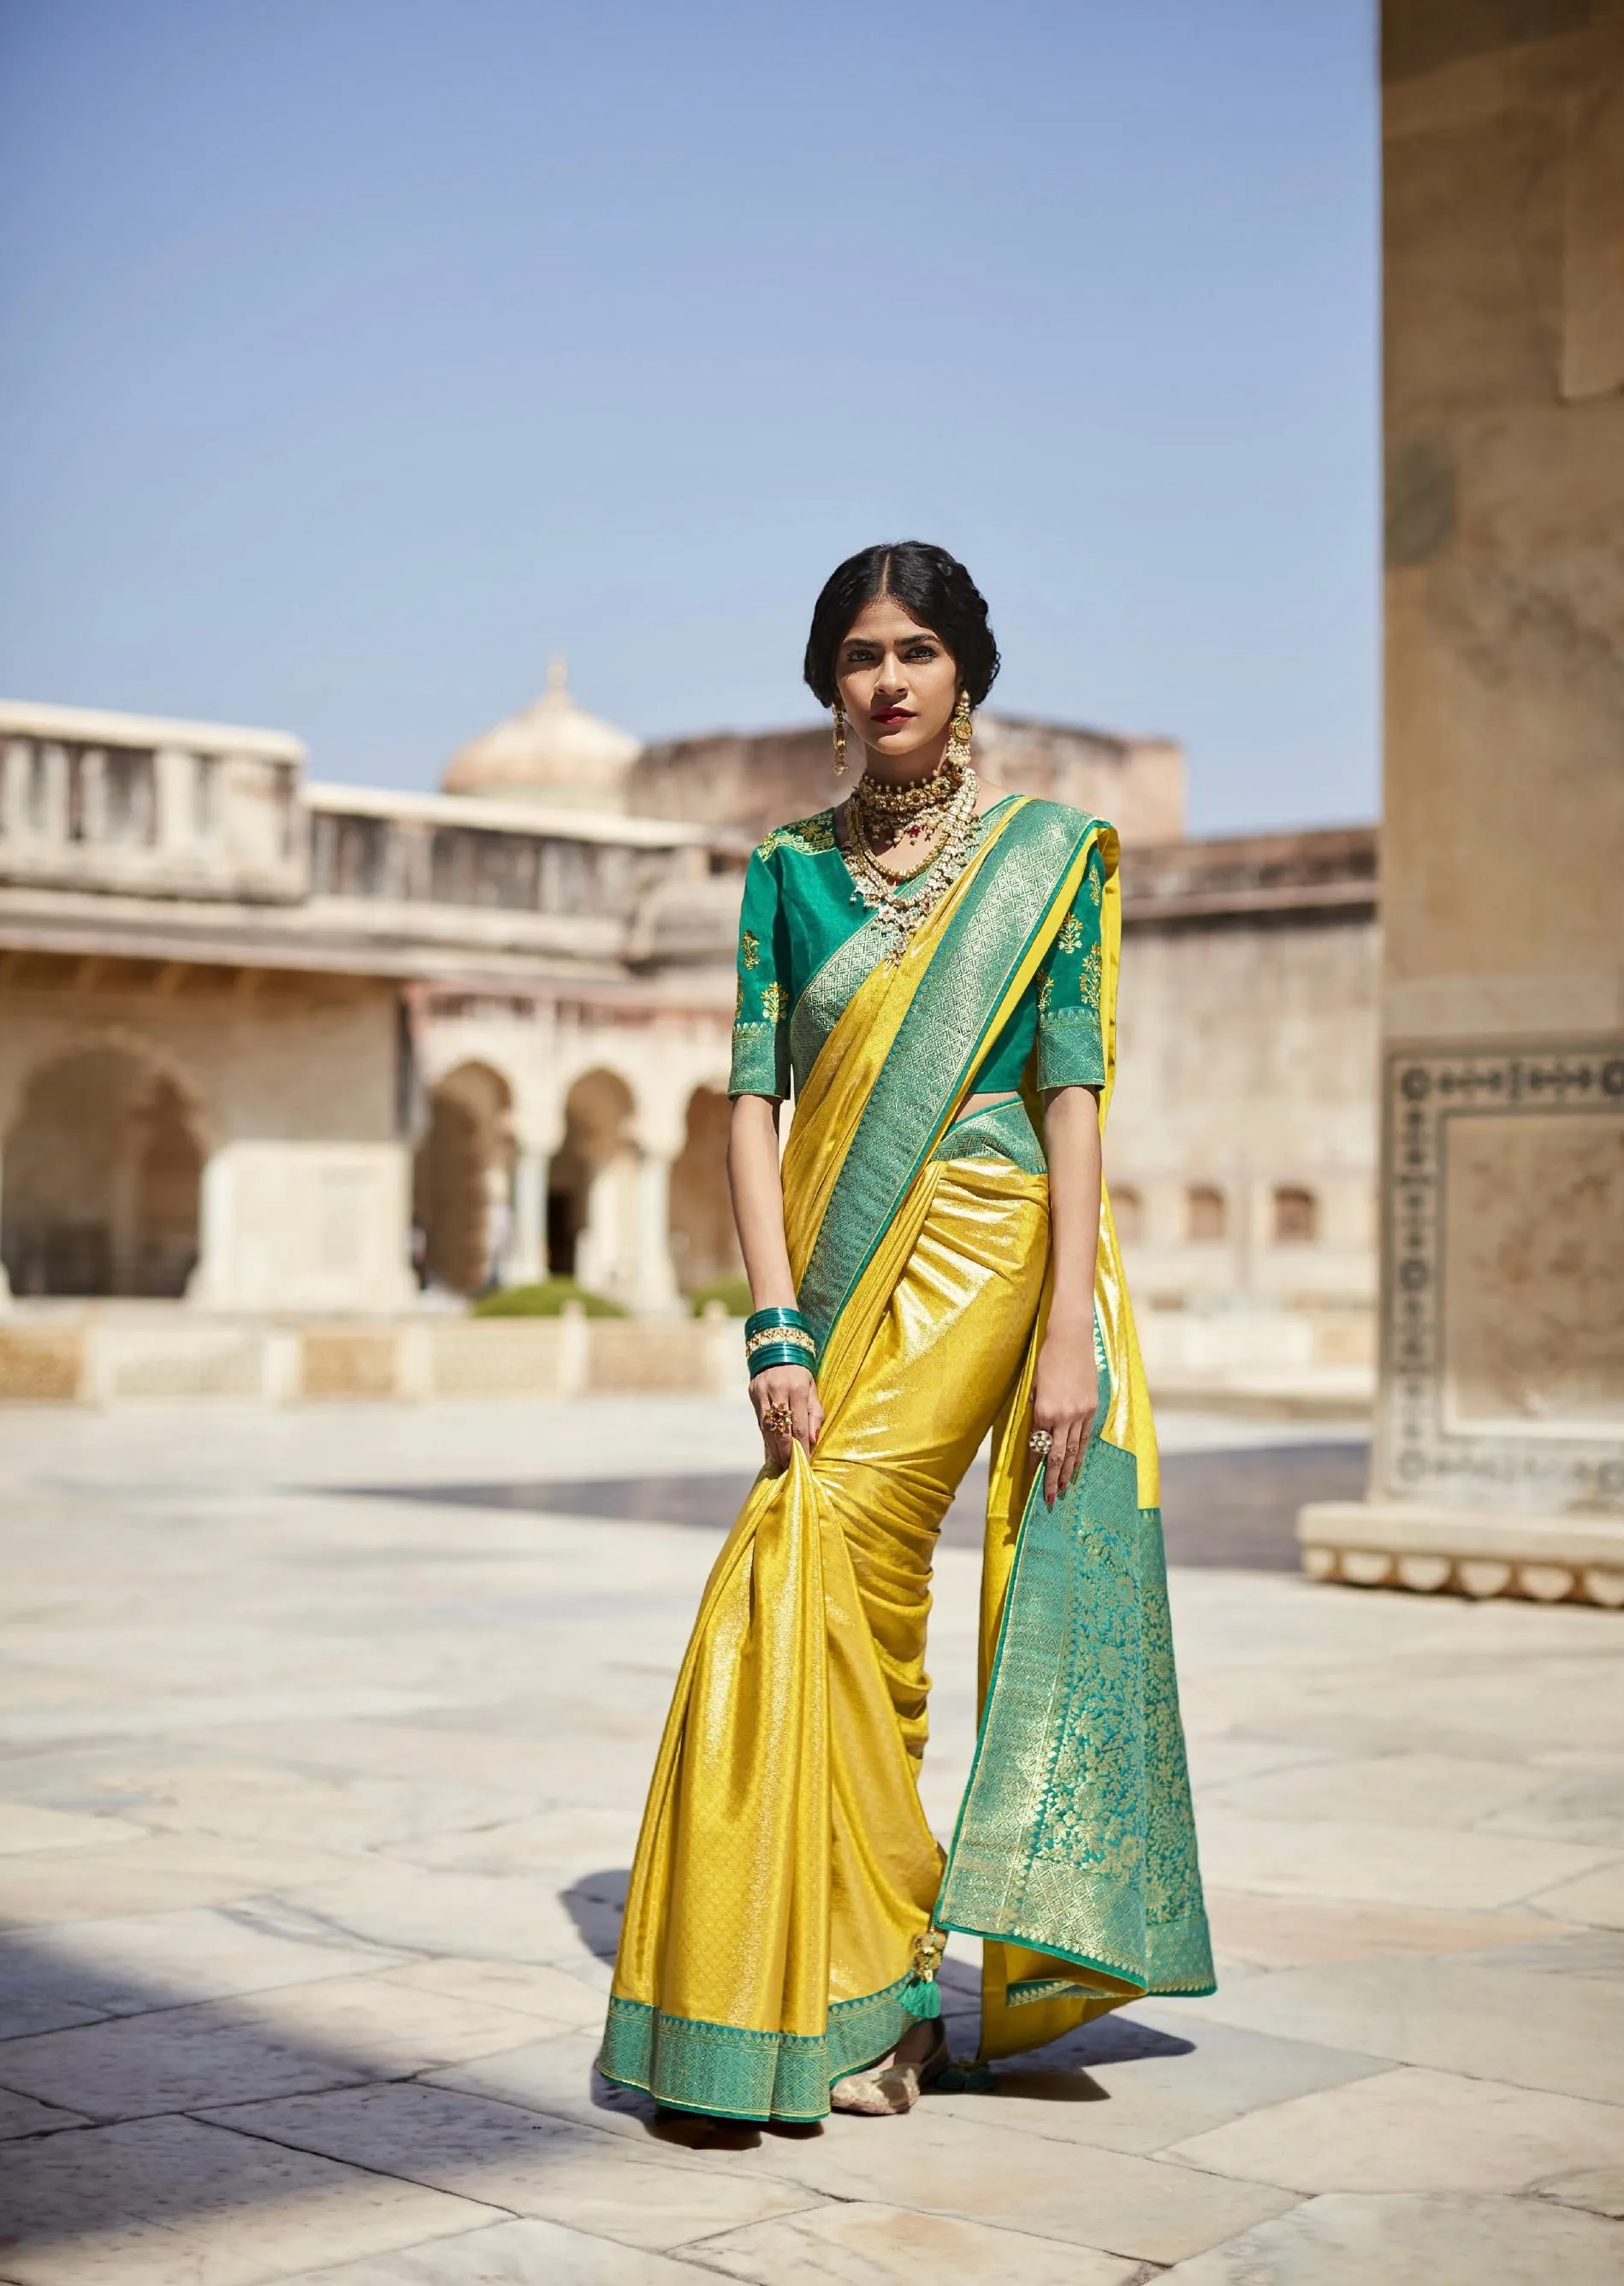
[
  {"left": 599, "top": 1978, "right": 914, "bottom": 2122},
  {"left": 797, "top": 801, "right": 1097, "bottom": 1352},
  {"left": 788, "top": 909, "right": 889, "bottom": 1096}
]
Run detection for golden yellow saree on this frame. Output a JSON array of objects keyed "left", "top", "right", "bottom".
[{"left": 602, "top": 797, "right": 1213, "bottom": 2120}]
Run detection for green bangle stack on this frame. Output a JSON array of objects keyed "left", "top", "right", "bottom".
[{"left": 744, "top": 1306, "right": 816, "bottom": 1380}]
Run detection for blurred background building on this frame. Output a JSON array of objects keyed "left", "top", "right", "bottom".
[{"left": 0, "top": 676, "right": 1377, "bottom": 1408}]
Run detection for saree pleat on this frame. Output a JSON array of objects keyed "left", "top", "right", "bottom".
[{"left": 603, "top": 798, "right": 1213, "bottom": 2120}]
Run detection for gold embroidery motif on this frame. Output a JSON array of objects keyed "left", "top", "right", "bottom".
[
  {"left": 741, "top": 929, "right": 760, "bottom": 970},
  {"left": 1037, "top": 971, "right": 1054, "bottom": 1015},
  {"left": 1087, "top": 864, "right": 1103, "bottom": 907},
  {"left": 1057, "top": 910, "right": 1085, "bottom": 955},
  {"left": 761, "top": 981, "right": 785, "bottom": 1024},
  {"left": 756, "top": 810, "right": 836, "bottom": 860},
  {"left": 1078, "top": 943, "right": 1102, "bottom": 1017},
  {"left": 734, "top": 976, "right": 745, "bottom": 1022}
]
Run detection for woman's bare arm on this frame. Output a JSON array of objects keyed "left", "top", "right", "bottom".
[
  {"left": 1033, "top": 1083, "right": 1103, "bottom": 1503},
  {"left": 727, "top": 1093, "right": 823, "bottom": 1464}
]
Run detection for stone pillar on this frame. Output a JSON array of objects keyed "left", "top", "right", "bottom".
[
  {"left": 187, "top": 1151, "right": 233, "bottom": 1308},
  {"left": 632, "top": 1145, "right": 681, "bottom": 1315},
  {"left": 1300, "top": 4, "right": 1624, "bottom": 1608},
  {"left": 507, "top": 1147, "right": 548, "bottom": 1287}
]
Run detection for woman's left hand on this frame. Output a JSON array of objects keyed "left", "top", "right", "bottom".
[{"left": 1031, "top": 1312, "right": 1098, "bottom": 1506}]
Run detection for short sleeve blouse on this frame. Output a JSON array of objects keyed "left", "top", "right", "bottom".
[{"left": 728, "top": 809, "right": 1107, "bottom": 1102}]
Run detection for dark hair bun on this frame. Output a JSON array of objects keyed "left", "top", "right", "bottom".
[{"left": 803, "top": 542, "right": 1001, "bottom": 710}]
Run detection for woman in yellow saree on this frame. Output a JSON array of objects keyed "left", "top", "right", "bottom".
[{"left": 602, "top": 542, "right": 1212, "bottom": 2122}]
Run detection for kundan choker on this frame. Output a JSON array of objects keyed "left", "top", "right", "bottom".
[{"left": 838, "top": 760, "right": 983, "bottom": 962}]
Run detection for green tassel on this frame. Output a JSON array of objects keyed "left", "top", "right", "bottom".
[{"left": 898, "top": 1975, "right": 941, "bottom": 2022}]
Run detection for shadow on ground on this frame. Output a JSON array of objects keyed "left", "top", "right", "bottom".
[
  {"left": 0, "top": 1877, "right": 1205, "bottom": 2253},
  {"left": 339, "top": 1441, "right": 1371, "bottom": 1572}
]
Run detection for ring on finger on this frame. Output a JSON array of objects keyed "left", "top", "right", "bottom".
[
  {"left": 762, "top": 1401, "right": 794, "bottom": 1435},
  {"left": 1028, "top": 1428, "right": 1054, "bottom": 1457}
]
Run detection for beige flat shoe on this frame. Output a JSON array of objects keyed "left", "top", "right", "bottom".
[{"left": 829, "top": 2022, "right": 948, "bottom": 2116}]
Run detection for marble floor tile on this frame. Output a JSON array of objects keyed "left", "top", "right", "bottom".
[
  {"left": 1200, "top": 1888, "right": 1568, "bottom": 1969},
  {"left": 230, "top": 1973, "right": 567, "bottom": 2071},
  {"left": 379, "top": 1956, "right": 612, "bottom": 2028},
  {"left": 103, "top": 1759, "right": 541, "bottom": 1854},
  {"left": 922, "top": 2011, "right": 1388, "bottom": 2156},
  {"left": 1537, "top": 2166, "right": 1624, "bottom": 2220},
  {"left": 1178, "top": 1956, "right": 1624, "bottom": 2105},
  {"left": 203, "top": 2082, "right": 826, "bottom": 2249},
  {"left": 1203, "top": 1751, "right": 1552, "bottom": 1831},
  {"left": 1529, "top": 1857, "right": 1624, "bottom": 1929},
  {"left": 1194, "top": 1808, "right": 1615, "bottom": 1911},
  {"left": 1182, "top": 1738, "right": 1333, "bottom": 1791},
  {"left": 0, "top": 2000, "right": 377, "bottom": 2123},
  {"left": 0, "top": 1802, "right": 149, "bottom": 1853},
  {"left": 1456, "top": 1928, "right": 1624, "bottom": 1976},
  {"left": 0, "top": 1902, "right": 406, "bottom": 2034},
  {"left": 686, "top": 2200, "right": 1142, "bottom": 2283},
  {"left": 1168, "top": 2064, "right": 1624, "bottom": 2193},
  {"left": 740, "top": 2105, "right": 1297, "bottom": 2265},
  {"left": 266, "top": 2216, "right": 722, "bottom": 2283},
  {"left": 3, "top": 1402, "right": 1621, "bottom": 2282},
  {"left": 1481, "top": 1770, "right": 1624, "bottom": 1850},
  {"left": 0, "top": 1835, "right": 357, "bottom": 1928},
  {"left": 277, "top": 1865, "right": 602, "bottom": 1964},
  {"left": 379, "top": 1806, "right": 642, "bottom": 1875},
  {"left": 1157, "top": 2189, "right": 1624, "bottom": 2284},
  {"left": 0, "top": 2088, "right": 87, "bottom": 2139},
  {"left": 0, "top": 2113, "right": 499, "bottom": 2286}
]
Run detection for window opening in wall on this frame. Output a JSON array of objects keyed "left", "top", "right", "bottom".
[
  {"left": 1187, "top": 1184, "right": 1226, "bottom": 1241},
  {"left": 1273, "top": 1185, "right": 1318, "bottom": 1243},
  {"left": 1112, "top": 1184, "right": 1144, "bottom": 1244}
]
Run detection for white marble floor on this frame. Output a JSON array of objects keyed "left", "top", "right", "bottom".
[{"left": 0, "top": 1398, "right": 1620, "bottom": 2284}]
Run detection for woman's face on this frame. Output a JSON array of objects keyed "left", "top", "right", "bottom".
[{"left": 833, "top": 595, "right": 960, "bottom": 773}]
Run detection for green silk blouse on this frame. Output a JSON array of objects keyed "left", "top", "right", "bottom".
[{"left": 728, "top": 797, "right": 1107, "bottom": 1104}]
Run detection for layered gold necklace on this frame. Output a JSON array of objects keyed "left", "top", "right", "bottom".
[{"left": 838, "top": 748, "right": 983, "bottom": 962}]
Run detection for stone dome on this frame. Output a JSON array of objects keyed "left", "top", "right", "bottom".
[{"left": 442, "top": 658, "right": 641, "bottom": 810}]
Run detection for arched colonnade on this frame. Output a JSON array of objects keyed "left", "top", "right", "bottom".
[
  {"left": 411, "top": 1010, "right": 740, "bottom": 1312},
  {"left": 0, "top": 1038, "right": 208, "bottom": 1300}
]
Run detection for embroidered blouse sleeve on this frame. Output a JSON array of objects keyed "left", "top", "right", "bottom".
[
  {"left": 727, "top": 849, "right": 791, "bottom": 1100},
  {"left": 1035, "top": 839, "right": 1106, "bottom": 1092}
]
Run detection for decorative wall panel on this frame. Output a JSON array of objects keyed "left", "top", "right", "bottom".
[{"left": 1378, "top": 1040, "right": 1624, "bottom": 1513}]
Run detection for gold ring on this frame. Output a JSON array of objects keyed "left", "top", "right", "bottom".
[
  {"left": 762, "top": 1402, "right": 794, "bottom": 1435},
  {"left": 1028, "top": 1429, "right": 1054, "bottom": 1456}
]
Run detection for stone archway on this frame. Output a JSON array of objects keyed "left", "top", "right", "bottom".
[
  {"left": 412, "top": 1061, "right": 514, "bottom": 1296},
  {"left": 2, "top": 1045, "right": 204, "bottom": 1298},
  {"left": 548, "top": 1069, "right": 636, "bottom": 1293},
  {"left": 668, "top": 1086, "right": 738, "bottom": 1298}
]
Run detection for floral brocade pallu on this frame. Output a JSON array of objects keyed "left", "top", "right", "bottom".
[{"left": 602, "top": 797, "right": 1213, "bottom": 2122}]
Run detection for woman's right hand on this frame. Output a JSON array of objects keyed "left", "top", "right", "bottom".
[{"left": 751, "top": 1361, "right": 823, "bottom": 1472}]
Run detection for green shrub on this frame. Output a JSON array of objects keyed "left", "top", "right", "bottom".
[
  {"left": 690, "top": 1276, "right": 752, "bottom": 1318},
  {"left": 471, "top": 1277, "right": 626, "bottom": 1319}
]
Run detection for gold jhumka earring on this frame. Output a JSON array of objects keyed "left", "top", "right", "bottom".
[
  {"left": 946, "top": 690, "right": 973, "bottom": 767},
  {"left": 831, "top": 699, "right": 848, "bottom": 776}
]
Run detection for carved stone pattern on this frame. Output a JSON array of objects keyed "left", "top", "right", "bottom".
[{"left": 1378, "top": 1040, "right": 1624, "bottom": 1514}]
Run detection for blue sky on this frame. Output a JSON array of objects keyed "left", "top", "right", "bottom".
[{"left": 0, "top": 2, "right": 1378, "bottom": 832}]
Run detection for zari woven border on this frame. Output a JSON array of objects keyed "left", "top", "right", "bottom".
[{"left": 599, "top": 1977, "right": 913, "bottom": 2122}]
